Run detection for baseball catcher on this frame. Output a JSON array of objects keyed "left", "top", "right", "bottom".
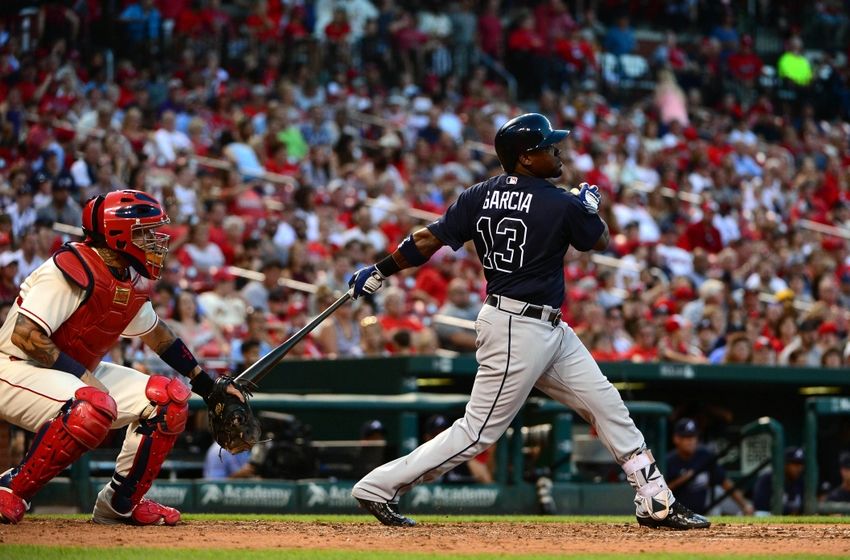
[{"left": 0, "top": 189, "right": 258, "bottom": 526}]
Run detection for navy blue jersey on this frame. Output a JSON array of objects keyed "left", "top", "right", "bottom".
[
  {"left": 427, "top": 174, "right": 604, "bottom": 307},
  {"left": 666, "top": 447, "right": 727, "bottom": 515}
]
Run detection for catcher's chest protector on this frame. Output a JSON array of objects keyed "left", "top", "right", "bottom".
[{"left": 51, "top": 243, "right": 150, "bottom": 370}]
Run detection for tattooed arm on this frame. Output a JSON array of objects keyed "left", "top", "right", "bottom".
[
  {"left": 11, "top": 314, "right": 108, "bottom": 392},
  {"left": 11, "top": 314, "right": 59, "bottom": 366}
]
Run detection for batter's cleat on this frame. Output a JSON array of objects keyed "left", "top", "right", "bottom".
[
  {"left": 0, "top": 487, "right": 28, "bottom": 524},
  {"left": 92, "top": 485, "right": 181, "bottom": 526},
  {"left": 636, "top": 502, "right": 711, "bottom": 530},
  {"left": 356, "top": 498, "right": 416, "bottom": 527}
]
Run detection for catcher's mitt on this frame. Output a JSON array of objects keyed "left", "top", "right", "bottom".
[{"left": 206, "top": 376, "right": 261, "bottom": 453}]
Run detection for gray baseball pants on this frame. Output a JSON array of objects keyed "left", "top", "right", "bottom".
[{"left": 352, "top": 295, "right": 645, "bottom": 503}]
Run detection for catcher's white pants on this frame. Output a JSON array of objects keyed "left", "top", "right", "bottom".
[
  {"left": 352, "top": 301, "right": 646, "bottom": 503},
  {"left": 0, "top": 357, "right": 159, "bottom": 483}
]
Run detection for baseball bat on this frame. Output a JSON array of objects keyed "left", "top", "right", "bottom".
[{"left": 235, "top": 290, "right": 352, "bottom": 386}]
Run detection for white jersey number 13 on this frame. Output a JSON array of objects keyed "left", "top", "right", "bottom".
[{"left": 476, "top": 216, "right": 527, "bottom": 272}]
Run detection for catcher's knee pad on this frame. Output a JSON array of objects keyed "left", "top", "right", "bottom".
[
  {"left": 1, "top": 387, "right": 116, "bottom": 502},
  {"left": 623, "top": 449, "right": 673, "bottom": 521},
  {"left": 144, "top": 375, "right": 191, "bottom": 434},
  {"left": 107, "top": 376, "right": 190, "bottom": 514}
]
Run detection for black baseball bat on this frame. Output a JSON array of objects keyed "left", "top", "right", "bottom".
[{"left": 235, "top": 291, "right": 352, "bottom": 386}]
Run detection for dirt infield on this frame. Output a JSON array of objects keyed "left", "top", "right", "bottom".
[{"left": 2, "top": 519, "right": 850, "bottom": 556}]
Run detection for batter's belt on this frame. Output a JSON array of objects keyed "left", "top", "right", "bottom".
[{"left": 485, "top": 294, "right": 562, "bottom": 327}]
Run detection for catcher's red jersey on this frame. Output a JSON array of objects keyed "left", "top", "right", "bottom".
[{"left": 50, "top": 243, "right": 150, "bottom": 371}]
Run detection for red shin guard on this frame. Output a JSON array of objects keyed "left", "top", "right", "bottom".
[{"left": 1, "top": 387, "right": 116, "bottom": 503}]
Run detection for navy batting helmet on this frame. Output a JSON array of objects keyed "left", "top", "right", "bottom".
[{"left": 494, "top": 113, "right": 570, "bottom": 173}]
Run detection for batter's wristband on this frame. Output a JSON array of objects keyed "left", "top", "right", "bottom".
[
  {"left": 159, "top": 338, "right": 200, "bottom": 377},
  {"left": 52, "top": 351, "right": 86, "bottom": 378},
  {"left": 397, "top": 235, "right": 429, "bottom": 267},
  {"left": 189, "top": 370, "right": 214, "bottom": 400},
  {"left": 375, "top": 255, "right": 402, "bottom": 277}
]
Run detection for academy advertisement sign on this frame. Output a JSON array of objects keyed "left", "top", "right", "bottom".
[
  {"left": 406, "top": 485, "right": 501, "bottom": 512},
  {"left": 197, "top": 482, "right": 297, "bottom": 512},
  {"left": 299, "top": 482, "right": 358, "bottom": 511},
  {"left": 145, "top": 483, "right": 193, "bottom": 508}
]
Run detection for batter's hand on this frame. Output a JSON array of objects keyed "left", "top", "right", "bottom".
[
  {"left": 348, "top": 265, "right": 385, "bottom": 299},
  {"left": 577, "top": 182, "right": 601, "bottom": 214},
  {"left": 81, "top": 371, "right": 109, "bottom": 394}
]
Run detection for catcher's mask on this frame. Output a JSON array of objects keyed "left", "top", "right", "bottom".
[{"left": 82, "top": 190, "right": 171, "bottom": 279}]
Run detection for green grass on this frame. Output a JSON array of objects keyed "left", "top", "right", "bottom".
[
  {"left": 0, "top": 547, "right": 843, "bottom": 560},
  {"left": 29, "top": 513, "right": 850, "bottom": 524},
  {"left": 7, "top": 515, "right": 847, "bottom": 560}
]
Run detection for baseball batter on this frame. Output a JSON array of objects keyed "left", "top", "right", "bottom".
[
  {"left": 0, "top": 190, "right": 248, "bottom": 525},
  {"left": 348, "top": 113, "right": 710, "bottom": 530}
]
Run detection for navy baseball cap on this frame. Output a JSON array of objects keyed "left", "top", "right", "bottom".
[
  {"left": 360, "top": 419, "right": 386, "bottom": 439},
  {"left": 785, "top": 447, "right": 804, "bottom": 464},
  {"left": 52, "top": 172, "right": 75, "bottom": 191},
  {"left": 839, "top": 452, "right": 850, "bottom": 469},
  {"left": 674, "top": 418, "right": 699, "bottom": 437},
  {"left": 424, "top": 414, "right": 450, "bottom": 436}
]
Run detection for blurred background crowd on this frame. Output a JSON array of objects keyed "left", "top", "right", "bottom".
[{"left": 0, "top": 0, "right": 849, "bottom": 375}]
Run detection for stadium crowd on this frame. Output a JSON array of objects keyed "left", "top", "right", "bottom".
[{"left": 0, "top": 0, "right": 849, "bottom": 375}]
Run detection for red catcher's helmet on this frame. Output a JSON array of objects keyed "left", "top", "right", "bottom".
[{"left": 82, "top": 190, "right": 170, "bottom": 279}]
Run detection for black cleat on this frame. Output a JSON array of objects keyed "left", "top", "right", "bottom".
[
  {"left": 636, "top": 502, "right": 711, "bottom": 530},
  {"left": 356, "top": 498, "right": 417, "bottom": 527}
]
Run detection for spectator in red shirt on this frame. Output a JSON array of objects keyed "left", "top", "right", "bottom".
[
  {"left": 478, "top": 0, "right": 503, "bottom": 59},
  {"left": 378, "top": 287, "right": 424, "bottom": 334},
  {"left": 679, "top": 202, "right": 724, "bottom": 254},
  {"left": 245, "top": 0, "right": 280, "bottom": 42},
  {"left": 627, "top": 322, "right": 660, "bottom": 363},
  {"left": 726, "top": 35, "right": 763, "bottom": 86},
  {"left": 554, "top": 28, "right": 597, "bottom": 85},
  {"left": 506, "top": 13, "right": 545, "bottom": 98}
]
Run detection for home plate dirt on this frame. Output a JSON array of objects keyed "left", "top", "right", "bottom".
[{"left": 2, "top": 519, "right": 849, "bottom": 556}]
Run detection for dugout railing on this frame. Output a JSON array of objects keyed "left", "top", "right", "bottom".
[{"left": 804, "top": 397, "right": 850, "bottom": 515}]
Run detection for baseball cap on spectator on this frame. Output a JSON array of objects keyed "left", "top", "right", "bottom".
[
  {"left": 754, "top": 336, "right": 775, "bottom": 351},
  {"left": 17, "top": 183, "right": 33, "bottom": 197},
  {"left": 785, "top": 447, "right": 804, "bottom": 464},
  {"left": 424, "top": 414, "right": 450, "bottom": 437},
  {"left": 52, "top": 172, "right": 75, "bottom": 191},
  {"left": 822, "top": 237, "right": 845, "bottom": 252},
  {"left": 697, "top": 318, "right": 714, "bottom": 332},
  {"left": 673, "top": 285, "right": 696, "bottom": 301},
  {"left": 799, "top": 319, "right": 821, "bottom": 333},
  {"left": 30, "top": 170, "right": 50, "bottom": 187},
  {"left": 665, "top": 315, "right": 685, "bottom": 333},
  {"left": 360, "top": 419, "right": 386, "bottom": 439},
  {"left": 817, "top": 322, "right": 838, "bottom": 336},
  {"left": 287, "top": 301, "right": 307, "bottom": 317},
  {"left": 774, "top": 288, "right": 795, "bottom": 304},
  {"left": 744, "top": 276, "right": 761, "bottom": 292},
  {"left": 839, "top": 452, "right": 850, "bottom": 469},
  {"left": 674, "top": 418, "right": 699, "bottom": 437},
  {"left": 652, "top": 298, "right": 675, "bottom": 316},
  {"left": 0, "top": 251, "right": 19, "bottom": 268},
  {"left": 212, "top": 269, "right": 235, "bottom": 283}
]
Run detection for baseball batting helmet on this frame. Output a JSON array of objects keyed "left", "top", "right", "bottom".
[
  {"left": 494, "top": 113, "right": 570, "bottom": 173},
  {"left": 82, "top": 190, "right": 171, "bottom": 279}
]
